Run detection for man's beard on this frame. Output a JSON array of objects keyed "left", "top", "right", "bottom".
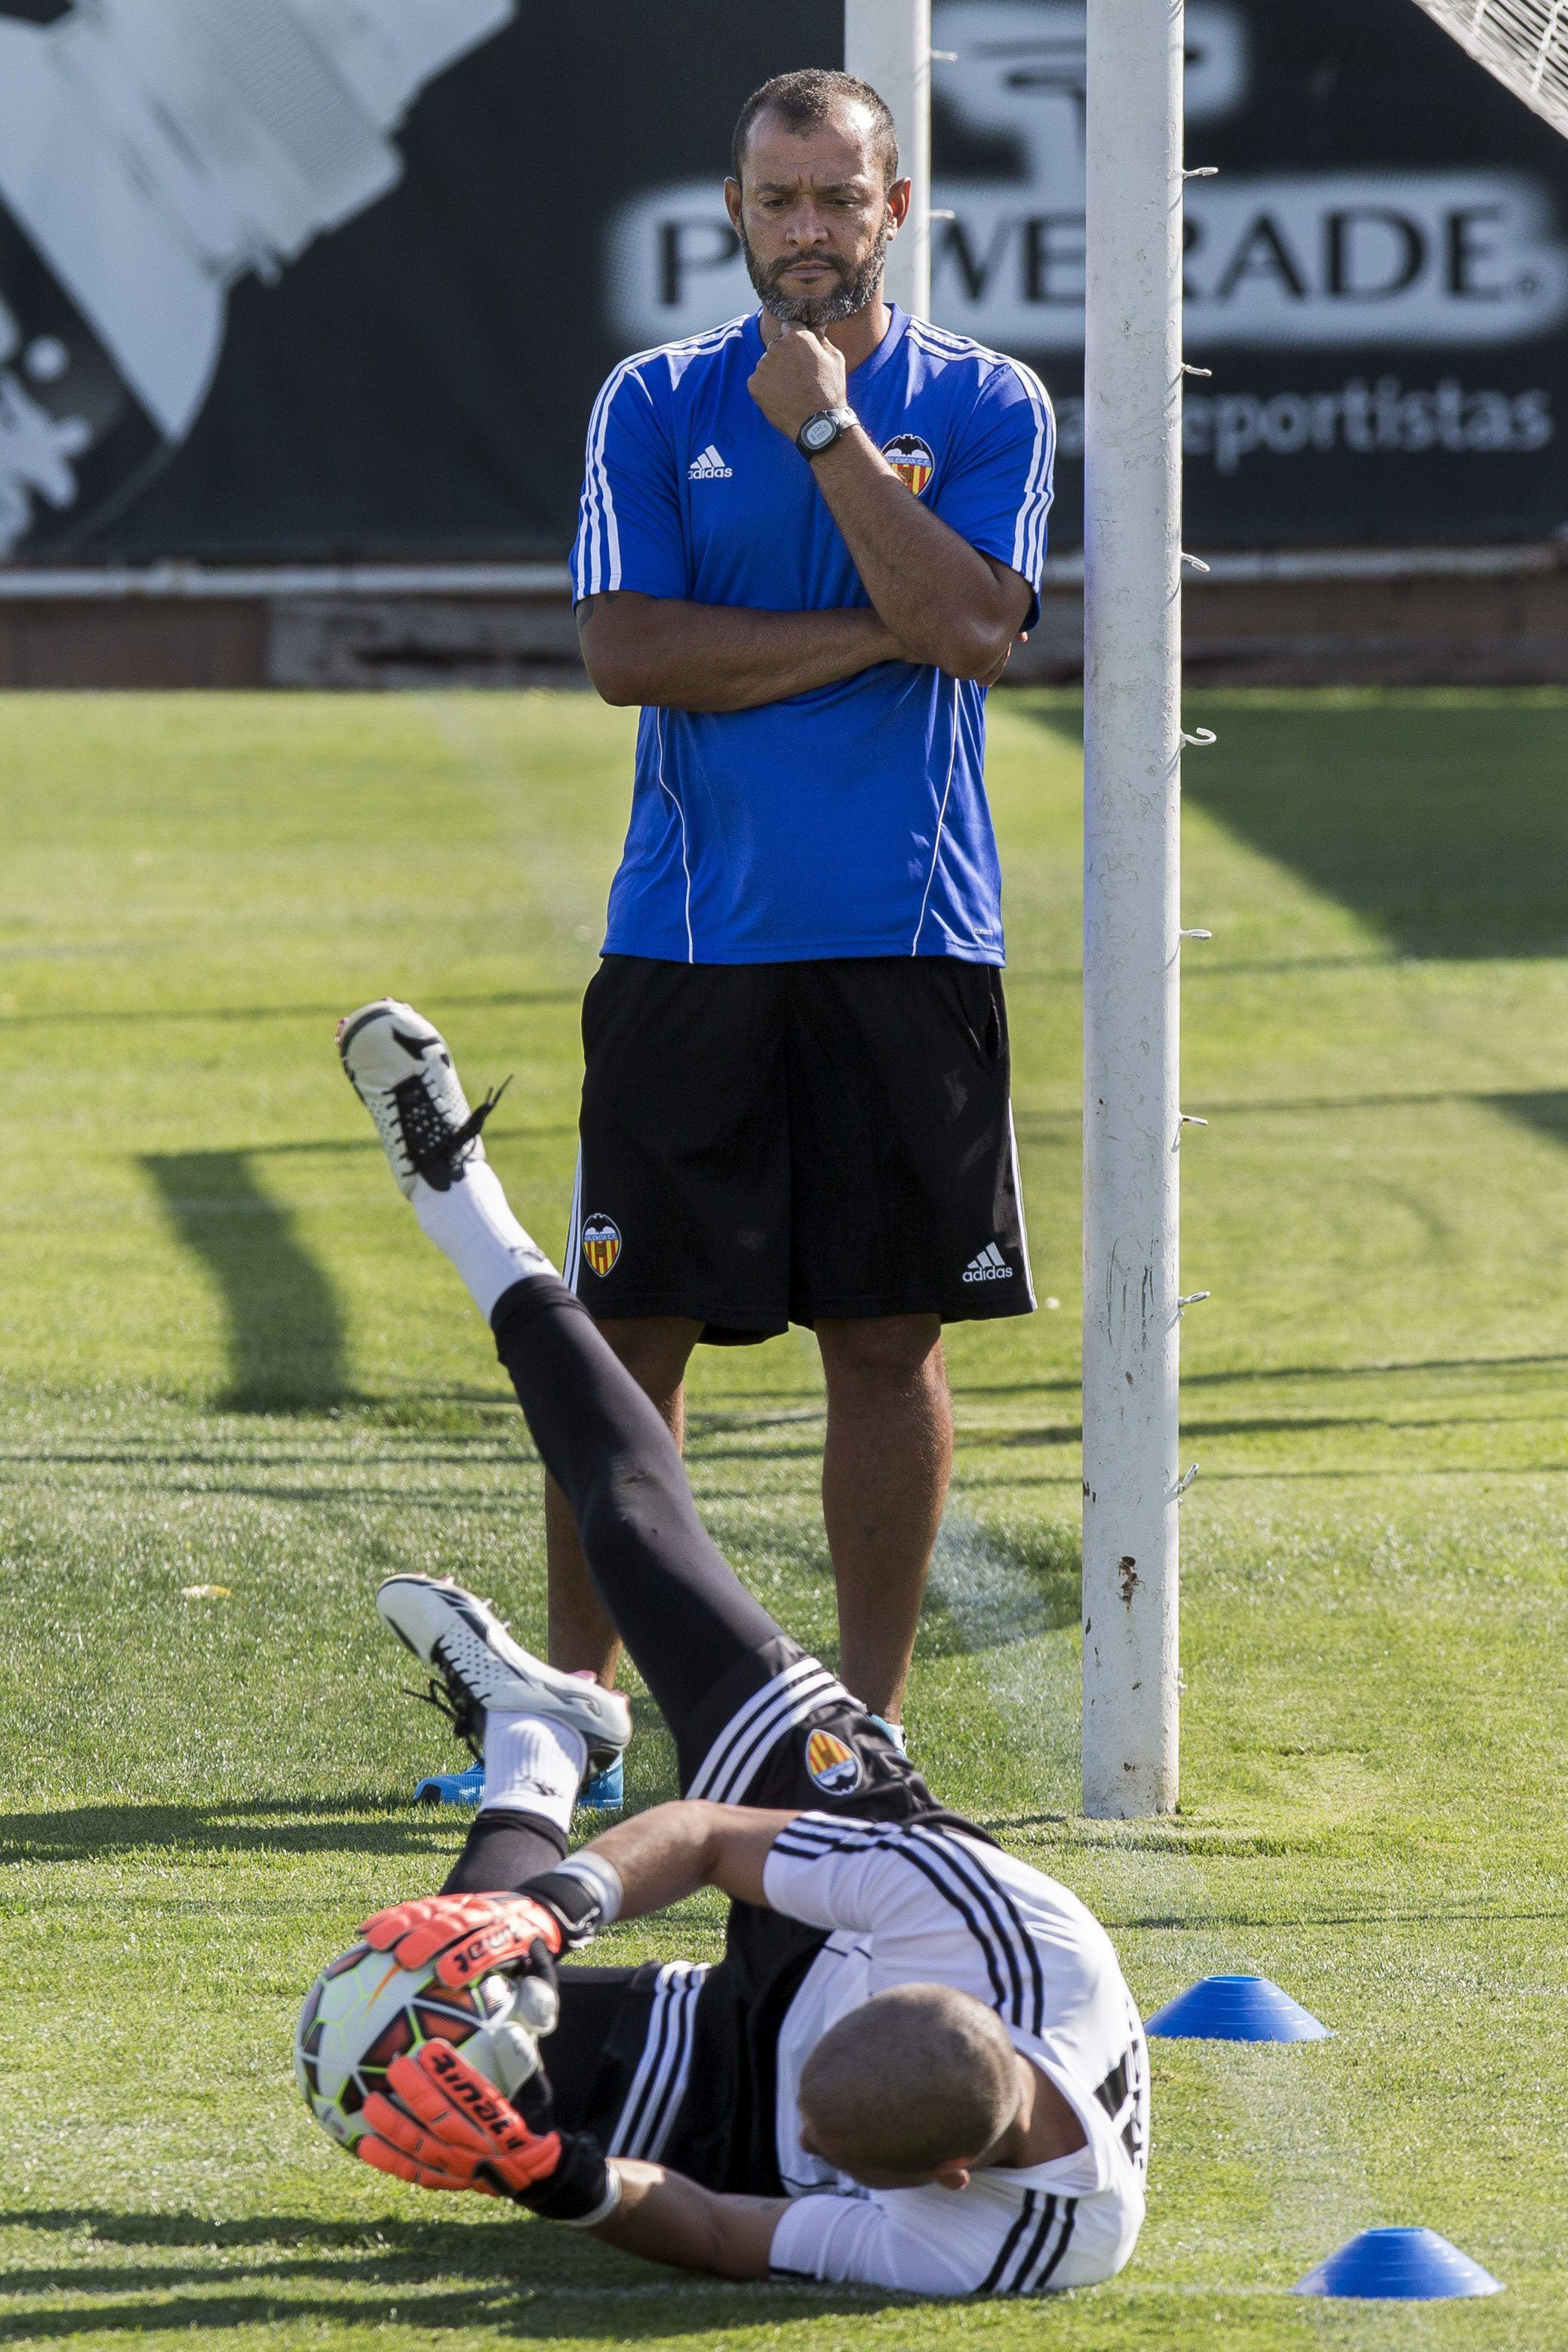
[{"left": 740, "top": 219, "right": 890, "bottom": 327}]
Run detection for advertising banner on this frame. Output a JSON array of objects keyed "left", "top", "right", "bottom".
[{"left": 2, "top": 0, "right": 1566, "bottom": 560}]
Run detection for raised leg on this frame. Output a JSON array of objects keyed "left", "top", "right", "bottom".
[
  {"left": 544, "top": 1314, "right": 700, "bottom": 1686},
  {"left": 493, "top": 1279, "right": 786, "bottom": 1760}
]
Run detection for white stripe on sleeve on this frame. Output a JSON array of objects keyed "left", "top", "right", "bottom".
[{"left": 998, "top": 358, "right": 1055, "bottom": 579}]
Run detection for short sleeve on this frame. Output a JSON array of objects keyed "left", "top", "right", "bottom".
[
  {"left": 570, "top": 361, "right": 688, "bottom": 601},
  {"left": 770, "top": 2189, "right": 982, "bottom": 2295},
  {"left": 762, "top": 1813, "right": 950, "bottom": 1936},
  {"left": 933, "top": 360, "right": 1056, "bottom": 620}
]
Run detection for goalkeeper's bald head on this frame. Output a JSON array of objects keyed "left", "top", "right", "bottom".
[{"left": 798, "top": 1982, "right": 1022, "bottom": 2183}]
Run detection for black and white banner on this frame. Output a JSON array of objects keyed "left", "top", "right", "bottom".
[{"left": 2, "top": 0, "right": 1565, "bottom": 560}]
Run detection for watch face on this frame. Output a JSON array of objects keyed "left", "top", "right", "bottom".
[{"left": 802, "top": 414, "right": 838, "bottom": 450}]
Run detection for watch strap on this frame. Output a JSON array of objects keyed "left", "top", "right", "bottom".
[{"left": 796, "top": 405, "right": 858, "bottom": 460}]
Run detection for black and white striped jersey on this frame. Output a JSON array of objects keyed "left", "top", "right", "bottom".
[{"left": 761, "top": 1812, "right": 1148, "bottom": 2296}]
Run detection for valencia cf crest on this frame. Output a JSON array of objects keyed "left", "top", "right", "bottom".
[
  {"left": 881, "top": 432, "right": 935, "bottom": 495},
  {"left": 581, "top": 1214, "right": 622, "bottom": 1277},
  {"left": 805, "top": 1727, "right": 862, "bottom": 1795}
]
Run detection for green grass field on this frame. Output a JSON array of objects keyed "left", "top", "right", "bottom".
[{"left": 2, "top": 687, "right": 1566, "bottom": 2350}]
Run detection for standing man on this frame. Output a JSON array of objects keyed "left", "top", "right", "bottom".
[{"left": 558, "top": 67, "right": 1054, "bottom": 1774}]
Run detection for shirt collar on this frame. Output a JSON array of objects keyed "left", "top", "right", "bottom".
[{"left": 743, "top": 300, "right": 909, "bottom": 391}]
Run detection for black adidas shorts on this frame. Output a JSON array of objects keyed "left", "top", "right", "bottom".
[
  {"left": 546, "top": 1639, "right": 986, "bottom": 2195},
  {"left": 564, "top": 955, "right": 1035, "bottom": 1341}
]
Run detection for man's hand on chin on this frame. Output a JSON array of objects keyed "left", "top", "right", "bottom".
[{"left": 748, "top": 324, "right": 849, "bottom": 441}]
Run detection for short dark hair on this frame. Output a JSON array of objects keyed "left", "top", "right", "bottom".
[
  {"left": 799, "top": 1986, "right": 1019, "bottom": 2176},
  {"left": 731, "top": 69, "right": 899, "bottom": 189}
]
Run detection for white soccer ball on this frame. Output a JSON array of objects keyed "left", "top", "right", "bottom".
[{"left": 294, "top": 1938, "right": 555, "bottom": 2151}]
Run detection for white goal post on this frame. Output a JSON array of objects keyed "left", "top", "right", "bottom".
[
  {"left": 1079, "top": 0, "right": 1185, "bottom": 1819},
  {"left": 844, "top": 0, "right": 1188, "bottom": 1818}
]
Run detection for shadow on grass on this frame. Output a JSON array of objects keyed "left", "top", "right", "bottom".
[
  {"left": 0, "top": 1443, "right": 522, "bottom": 1468},
  {"left": 1181, "top": 699, "right": 1568, "bottom": 962},
  {"left": 1021, "top": 1087, "right": 1568, "bottom": 1166},
  {"left": 982, "top": 1410, "right": 1461, "bottom": 1448},
  {"left": 1117, "top": 1903, "right": 1568, "bottom": 1932},
  {"left": 0, "top": 1797, "right": 457, "bottom": 1866},
  {"left": 2, "top": 1699, "right": 683, "bottom": 1862},
  {"left": 1022, "top": 693, "right": 1568, "bottom": 962},
  {"left": 142, "top": 1152, "right": 351, "bottom": 1413},
  {"left": 987, "top": 1407, "right": 1559, "bottom": 1447},
  {"left": 0, "top": 2209, "right": 894, "bottom": 2335},
  {"left": 0, "top": 2291, "right": 876, "bottom": 2340},
  {"left": 40, "top": 1478, "right": 534, "bottom": 1511},
  {"left": 7, "top": 987, "right": 580, "bottom": 1031},
  {"left": 1496, "top": 1089, "right": 1568, "bottom": 1146},
  {"left": 1008, "top": 952, "right": 1407, "bottom": 985},
  {"left": 972, "top": 1344, "right": 1568, "bottom": 1396}
]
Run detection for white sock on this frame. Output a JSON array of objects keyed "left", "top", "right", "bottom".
[
  {"left": 411, "top": 1160, "right": 555, "bottom": 1322},
  {"left": 481, "top": 1710, "right": 586, "bottom": 1834}
]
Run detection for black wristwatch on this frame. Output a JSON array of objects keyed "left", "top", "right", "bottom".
[{"left": 796, "top": 405, "right": 858, "bottom": 461}]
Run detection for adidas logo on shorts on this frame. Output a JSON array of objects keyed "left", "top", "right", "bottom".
[
  {"left": 962, "top": 1242, "right": 1013, "bottom": 1284},
  {"left": 687, "top": 443, "right": 733, "bottom": 480}
]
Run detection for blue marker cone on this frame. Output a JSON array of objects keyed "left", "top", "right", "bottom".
[
  {"left": 1145, "top": 1973, "right": 1329, "bottom": 2042},
  {"left": 1295, "top": 2228, "right": 1502, "bottom": 2301}
]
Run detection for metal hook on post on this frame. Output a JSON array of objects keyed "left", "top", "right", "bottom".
[
  {"left": 1179, "top": 727, "right": 1216, "bottom": 748},
  {"left": 1173, "top": 1463, "right": 1199, "bottom": 1499},
  {"left": 1176, "top": 1290, "right": 1210, "bottom": 1315}
]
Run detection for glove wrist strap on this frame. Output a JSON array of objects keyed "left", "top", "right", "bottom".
[
  {"left": 518, "top": 1859, "right": 621, "bottom": 1945},
  {"left": 549, "top": 1852, "right": 624, "bottom": 1924},
  {"left": 559, "top": 2165, "right": 623, "bottom": 2229},
  {"left": 519, "top": 2129, "right": 614, "bottom": 2221}
]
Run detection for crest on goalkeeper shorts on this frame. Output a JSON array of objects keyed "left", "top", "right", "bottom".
[
  {"left": 582, "top": 1214, "right": 622, "bottom": 1276},
  {"left": 806, "top": 1726, "right": 862, "bottom": 1794}
]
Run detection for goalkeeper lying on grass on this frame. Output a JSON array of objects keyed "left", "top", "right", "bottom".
[{"left": 304, "top": 1000, "right": 1148, "bottom": 2297}]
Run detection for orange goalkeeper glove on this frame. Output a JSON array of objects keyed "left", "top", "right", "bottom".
[
  {"left": 359, "top": 1891, "right": 565, "bottom": 1990},
  {"left": 358, "top": 2042, "right": 618, "bottom": 2223},
  {"left": 360, "top": 1864, "right": 613, "bottom": 1992}
]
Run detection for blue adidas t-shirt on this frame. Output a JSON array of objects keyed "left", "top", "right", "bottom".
[{"left": 570, "top": 306, "right": 1054, "bottom": 965}]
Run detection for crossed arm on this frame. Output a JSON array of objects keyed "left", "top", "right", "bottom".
[
  {"left": 577, "top": 326, "right": 1035, "bottom": 713},
  {"left": 574, "top": 591, "right": 907, "bottom": 715}
]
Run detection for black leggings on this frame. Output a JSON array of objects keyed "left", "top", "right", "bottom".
[{"left": 443, "top": 1274, "right": 786, "bottom": 1895}]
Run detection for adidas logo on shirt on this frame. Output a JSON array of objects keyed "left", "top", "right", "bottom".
[
  {"left": 687, "top": 444, "right": 733, "bottom": 480},
  {"left": 962, "top": 1242, "right": 1013, "bottom": 1284}
]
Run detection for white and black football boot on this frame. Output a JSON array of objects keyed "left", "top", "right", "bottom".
[
  {"left": 377, "top": 1574, "right": 632, "bottom": 1783},
  {"left": 336, "top": 998, "right": 507, "bottom": 1198}
]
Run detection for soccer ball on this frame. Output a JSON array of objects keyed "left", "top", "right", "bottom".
[{"left": 294, "top": 1939, "right": 556, "bottom": 2151}]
